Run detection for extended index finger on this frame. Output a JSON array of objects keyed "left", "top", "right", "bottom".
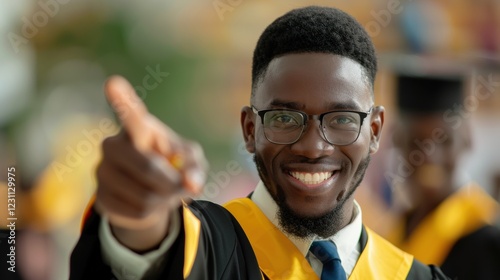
[{"left": 104, "top": 75, "right": 151, "bottom": 151}]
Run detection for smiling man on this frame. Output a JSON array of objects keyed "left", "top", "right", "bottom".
[
  {"left": 71, "top": 6, "right": 449, "bottom": 280},
  {"left": 242, "top": 53, "right": 375, "bottom": 239}
]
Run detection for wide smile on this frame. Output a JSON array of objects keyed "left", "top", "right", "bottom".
[
  {"left": 286, "top": 169, "right": 340, "bottom": 191},
  {"left": 289, "top": 171, "right": 333, "bottom": 185}
]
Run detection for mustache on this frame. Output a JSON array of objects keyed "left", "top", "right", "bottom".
[{"left": 279, "top": 156, "right": 346, "bottom": 168}]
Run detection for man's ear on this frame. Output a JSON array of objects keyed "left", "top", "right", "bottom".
[
  {"left": 241, "top": 106, "right": 256, "bottom": 153},
  {"left": 369, "top": 106, "right": 385, "bottom": 154}
]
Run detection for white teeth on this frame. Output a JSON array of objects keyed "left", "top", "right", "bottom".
[
  {"left": 290, "top": 171, "right": 333, "bottom": 184},
  {"left": 313, "top": 173, "right": 319, "bottom": 182},
  {"left": 305, "top": 173, "right": 312, "bottom": 182}
]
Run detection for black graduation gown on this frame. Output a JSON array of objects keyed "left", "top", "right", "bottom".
[
  {"left": 69, "top": 200, "right": 262, "bottom": 280},
  {"left": 441, "top": 224, "right": 500, "bottom": 280},
  {"left": 70, "top": 199, "right": 449, "bottom": 280}
]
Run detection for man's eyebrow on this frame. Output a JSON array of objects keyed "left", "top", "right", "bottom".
[
  {"left": 268, "top": 100, "right": 364, "bottom": 111},
  {"left": 269, "top": 100, "right": 304, "bottom": 110},
  {"left": 327, "top": 101, "right": 362, "bottom": 111}
]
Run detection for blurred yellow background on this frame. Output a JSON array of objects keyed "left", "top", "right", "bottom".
[{"left": 0, "top": 0, "right": 499, "bottom": 279}]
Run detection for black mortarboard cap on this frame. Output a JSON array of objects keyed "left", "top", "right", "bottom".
[{"left": 396, "top": 74, "right": 464, "bottom": 113}]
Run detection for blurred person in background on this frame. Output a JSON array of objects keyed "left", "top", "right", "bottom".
[
  {"left": 0, "top": 116, "right": 116, "bottom": 280},
  {"left": 385, "top": 73, "right": 500, "bottom": 280},
  {"left": 70, "top": 6, "right": 450, "bottom": 280}
]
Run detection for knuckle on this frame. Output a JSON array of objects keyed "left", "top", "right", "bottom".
[
  {"left": 184, "top": 141, "right": 208, "bottom": 167},
  {"left": 140, "top": 156, "right": 161, "bottom": 176},
  {"left": 102, "top": 135, "right": 116, "bottom": 148},
  {"left": 187, "top": 140, "right": 204, "bottom": 155},
  {"left": 102, "top": 131, "right": 130, "bottom": 156},
  {"left": 101, "top": 135, "right": 118, "bottom": 156}
]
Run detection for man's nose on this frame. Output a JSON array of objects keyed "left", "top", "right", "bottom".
[{"left": 289, "top": 120, "right": 334, "bottom": 159}]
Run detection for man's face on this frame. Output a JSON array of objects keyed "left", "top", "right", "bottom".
[
  {"left": 241, "top": 53, "right": 384, "bottom": 237},
  {"left": 397, "top": 114, "right": 470, "bottom": 200}
]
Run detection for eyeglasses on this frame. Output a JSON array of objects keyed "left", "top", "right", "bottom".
[{"left": 252, "top": 106, "right": 373, "bottom": 146}]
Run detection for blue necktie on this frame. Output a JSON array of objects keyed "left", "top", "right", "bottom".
[{"left": 309, "top": 241, "right": 347, "bottom": 280}]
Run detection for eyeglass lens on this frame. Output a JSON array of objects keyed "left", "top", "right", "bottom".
[{"left": 262, "top": 110, "right": 362, "bottom": 145}]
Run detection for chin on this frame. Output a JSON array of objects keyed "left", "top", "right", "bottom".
[
  {"left": 277, "top": 195, "right": 347, "bottom": 238},
  {"left": 287, "top": 195, "right": 341, "bottom": 218}
]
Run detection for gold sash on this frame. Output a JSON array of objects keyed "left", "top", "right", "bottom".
[
  {"left": 181, "top": 204, "right": 265, "bottom": 279},
  {"left": 386, "top": 184, "right": 499, "bottom": 265},
  {"left": 182, "top": 204, "right": 201, "bottom": 279},
  {"left": 225, "top": 198, "right": 413, "bottom": 280}
]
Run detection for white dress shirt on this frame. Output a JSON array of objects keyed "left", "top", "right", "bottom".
[
  {"left": 99, "top": 210, "right": 180, "bottom": 280},
  {"left": 99, "top": 181, "right": 363, "bottom": 279}
]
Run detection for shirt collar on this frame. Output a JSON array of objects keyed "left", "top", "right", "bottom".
[{"left": 251, "top": 181, "right": 362, "bottom": 263}]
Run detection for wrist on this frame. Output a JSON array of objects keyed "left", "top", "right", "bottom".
[{"left": 110, "top": 210, "right": 171, "bottom": 253}]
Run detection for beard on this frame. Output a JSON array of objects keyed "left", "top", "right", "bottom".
[{"left": 254, "top": 152, "right": 371, "bottom": 239}]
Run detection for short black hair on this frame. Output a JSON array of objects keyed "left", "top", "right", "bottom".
[{"left": 252, "top": 6, "right": 377, "bottom": 94}]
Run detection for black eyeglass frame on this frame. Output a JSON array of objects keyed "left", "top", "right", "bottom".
[{"left": 251, "top": 106, "right": 374, "bottom": 146}]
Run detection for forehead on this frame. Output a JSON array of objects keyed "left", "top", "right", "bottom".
[{"left": 253, "top": 53, "right": 372, "bottom": 112}]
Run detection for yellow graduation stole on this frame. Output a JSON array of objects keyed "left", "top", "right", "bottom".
[
  {"left": 182, "top": 204, "right": 201, "bottom": 279},
  {"left": 386, "top": 184, "right": 499, "bottom": 265},
  {"left": 225, "top": 198, "right": 413, "bottom": 280},
  {"left": 181, "top": 204, "right": 265, "bottom": 279}
]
